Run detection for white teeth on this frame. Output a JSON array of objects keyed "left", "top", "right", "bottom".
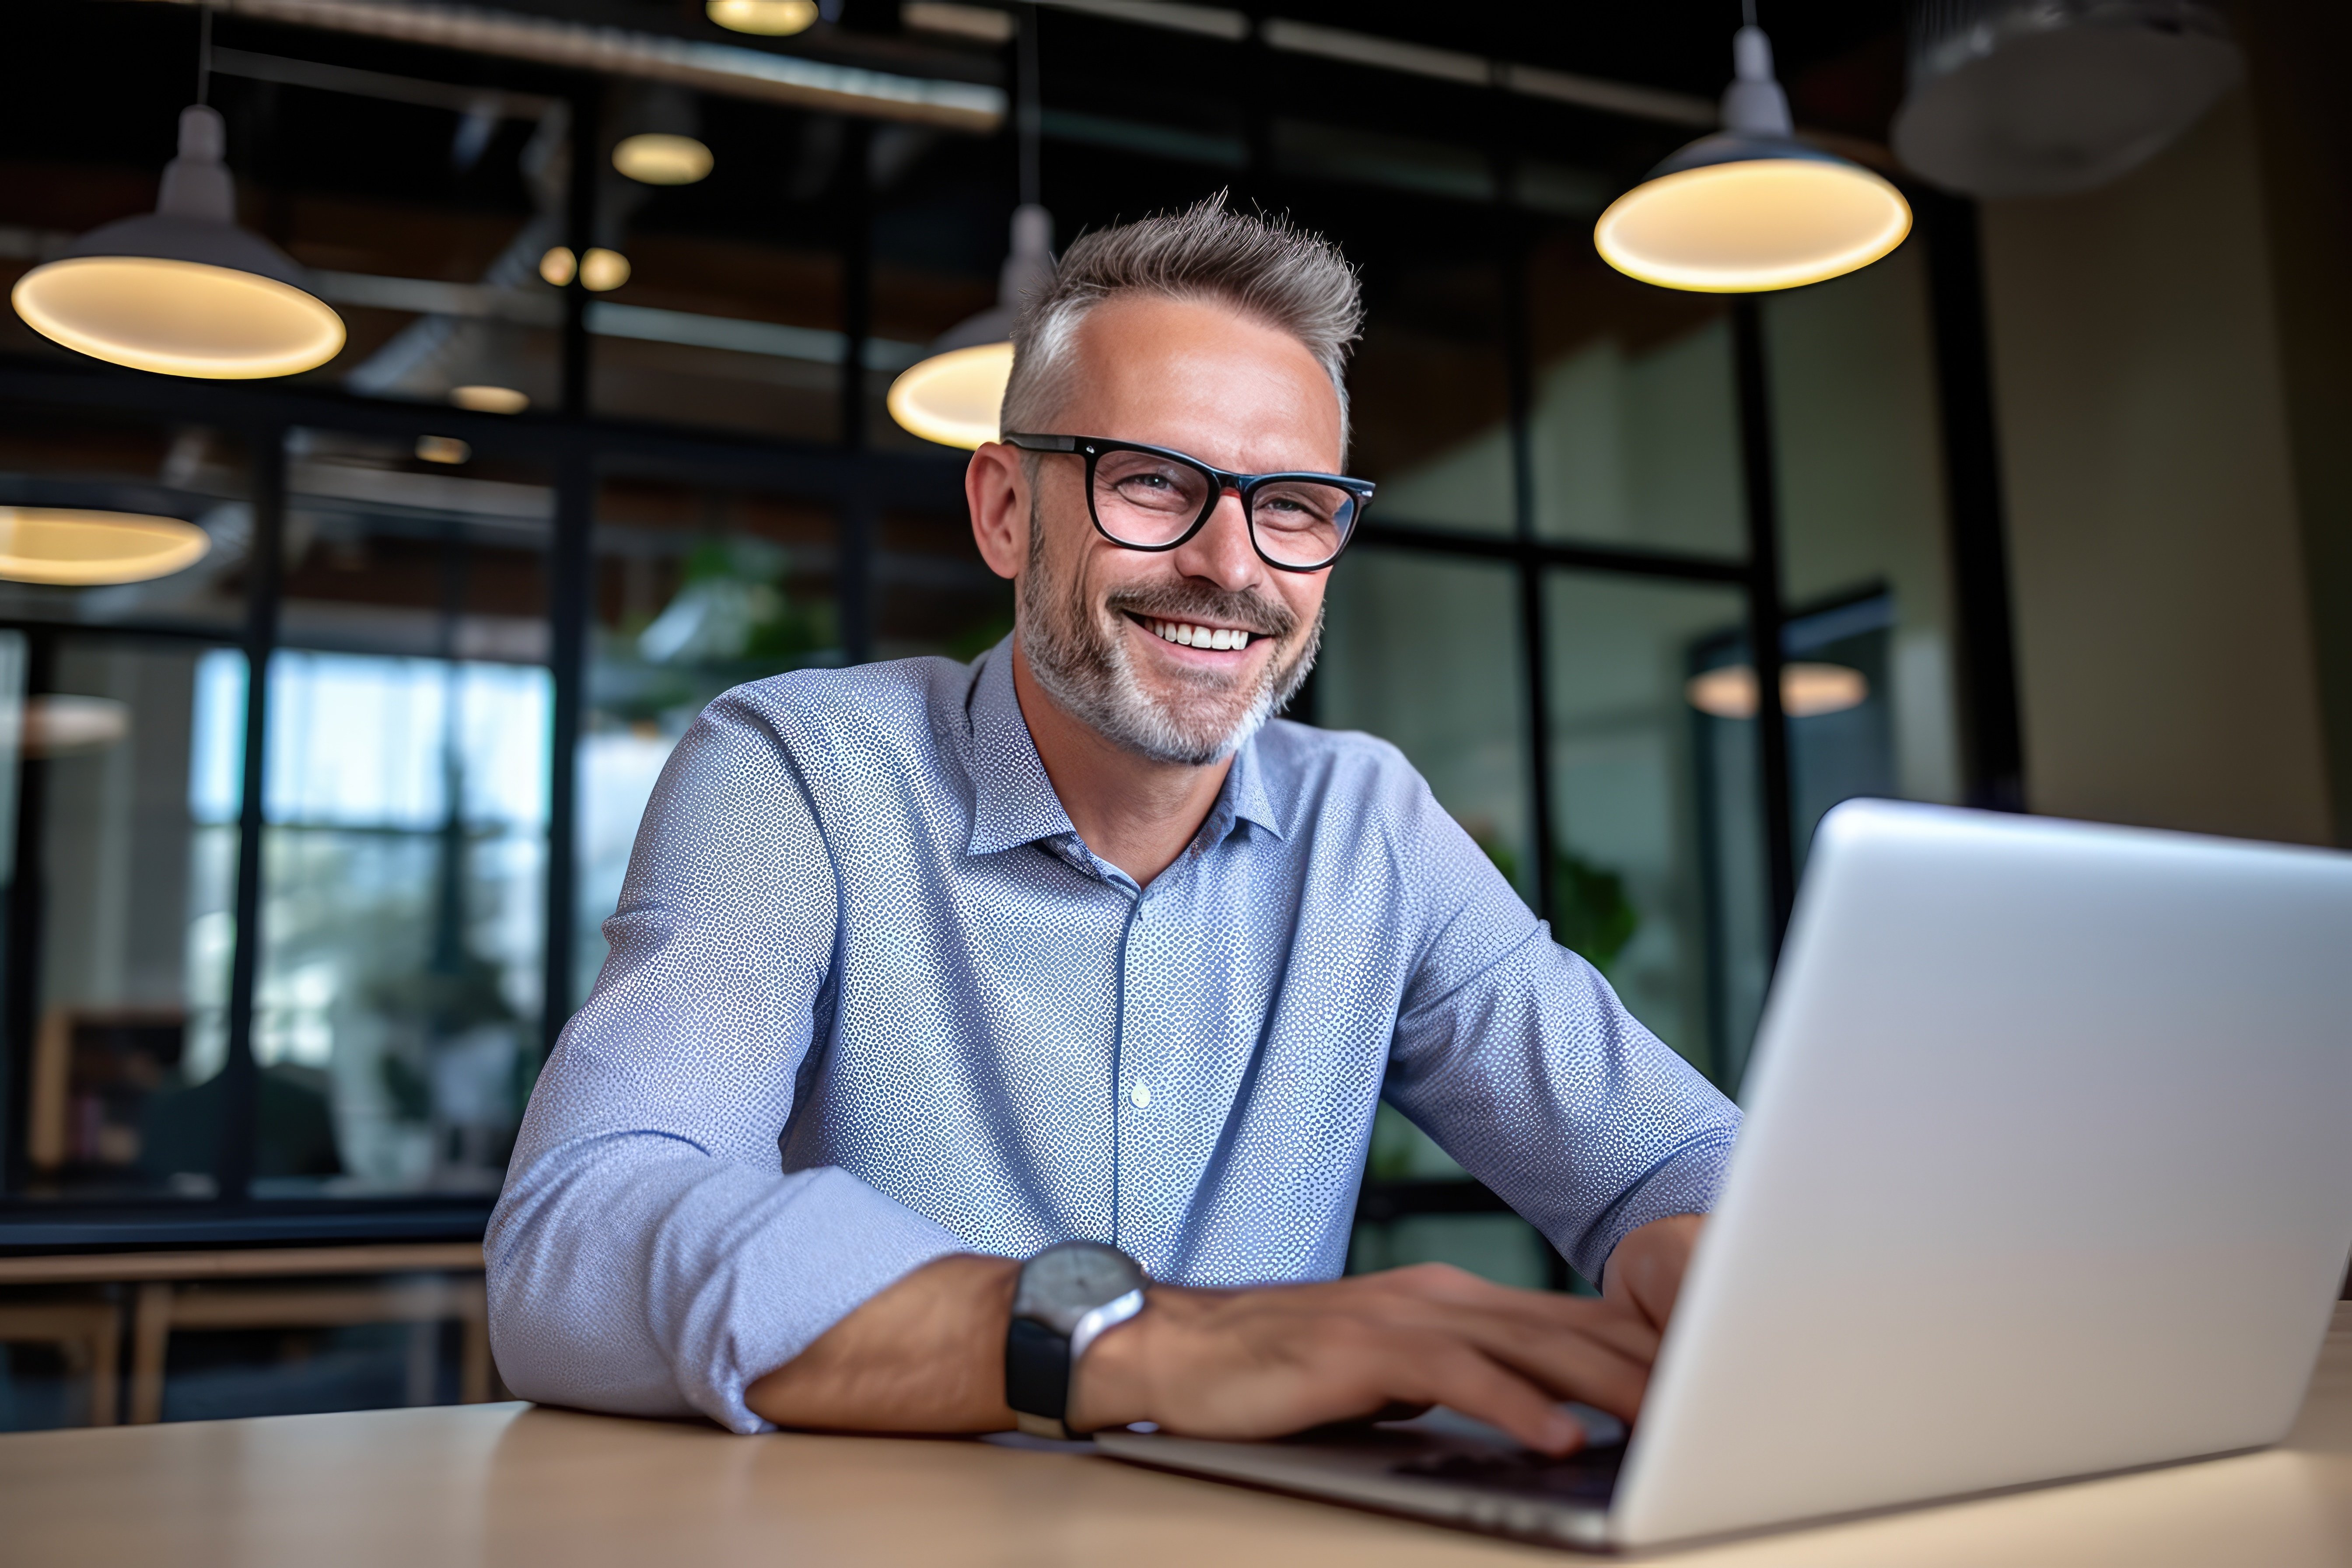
[{"left": 1145, "top": 618, "right": 1250, "bottom": 650}]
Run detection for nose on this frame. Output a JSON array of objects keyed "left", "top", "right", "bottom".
[{"left": 1166, "top": 486, "right": 1261, "bottom": 593}]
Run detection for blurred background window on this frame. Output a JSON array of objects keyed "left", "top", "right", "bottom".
[{"left": 0, "top": 0, "right": 2024, "bottom": 1413}]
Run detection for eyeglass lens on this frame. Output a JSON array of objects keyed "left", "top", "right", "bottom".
[{"left": 1092, "top": 448, "right": 1356, "bottom": 568}]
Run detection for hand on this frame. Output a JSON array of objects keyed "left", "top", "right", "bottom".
[
  {"left": 1601, "top": 1213, "right": 1706, "bottom": 1335},
  {"left": 1068, "top": 1262, "right": 1659, "bottom": 1456}
]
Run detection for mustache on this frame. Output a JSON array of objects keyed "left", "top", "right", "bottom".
[{"left": 1102, "top": 583, "right": 1297, "bottom": 640}]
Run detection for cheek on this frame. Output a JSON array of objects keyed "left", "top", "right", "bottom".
[
  {"left": 1083, "top": 545, "right": 1176, "bottom": 606},
  {"left": 1281, "top": 574, "right": 1329, "bottom": 633}
]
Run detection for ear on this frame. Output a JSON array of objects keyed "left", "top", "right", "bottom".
[{"left": 966, "top": 441, "right": 1029, "bottom": 582}]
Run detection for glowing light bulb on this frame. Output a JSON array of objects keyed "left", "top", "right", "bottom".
[
  {"left": 580, "top": 248, "right": 631, "bottom": 291},
  {"left": 1686, "top": 662, "right": 1870, "bottom": 721},
  {"left": 0, "top": 507, "right": 211, "bottom": 586},
  {"left": 887, "top": 342, "right": 1015, "bottom": 450},
  {"left": 542, "top": 246, "right": 630, "bottom": 290},
  {"left": 451, "top": 385, "right": 529, "bottom": 414},
  {"left": 1596, "top": 160, "right": 1911, "bottom": 293},
  {"left": 613, "top": 134, "right": 714, "bottom": 186},
  {"left": 707, "top": 0, "right": 818, "bottom": 35}
]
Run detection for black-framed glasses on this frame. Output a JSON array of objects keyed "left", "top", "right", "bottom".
[{"left": 1003, "top": 433, "right": 1375, "bottom": 573}]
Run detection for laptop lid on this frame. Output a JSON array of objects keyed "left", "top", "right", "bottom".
[{"left": 1612, "top": 801, "right": 2352, "bottom": 1547}]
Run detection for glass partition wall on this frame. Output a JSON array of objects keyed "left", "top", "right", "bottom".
[{"left": 0, "top": 3, "right": 2009, "bottom": 1293}]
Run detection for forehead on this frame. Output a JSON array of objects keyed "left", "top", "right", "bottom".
[{"left": 1054, "top": 294, "right": 1344, "bottom": 474}]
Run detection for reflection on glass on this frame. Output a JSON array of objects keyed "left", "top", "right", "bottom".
[
  {"left": 1783, "top": 595, "right": 1898, "bottom": 864},
  {"left": 1764, "top": 244, "right": 1964, "bottom": 820},
  {"left": 1526, "top": 233, "right": 1746, "bottom": 558},
  {"left": 1546, "top": 572, "right": 1763, "bottom": 1088},
  {"left": 1320, "top": 549, "right": 1532, "bottom": 897},
  {"left": 234, "top": 651, "right": 549, "bottom": 1194},
  {"left": 578, "top": 480, "right": 841, "bottom": 1002},
  {"left": 247, "top": 432, "right": 554, "bottom": 1194},
  {"left": 1690, "top": 592, "right": 1900, "bottom": 892},
  {"left": 6, "top": 634, "right": 241, "bottom": 1199},
  {"left": 0, "top": 413, "right": 250, "bottom": 634},
  {"left": 1345, "top": 256, "right": 1517, "bottom": 535}
]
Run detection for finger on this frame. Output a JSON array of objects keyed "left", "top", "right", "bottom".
[
  {"left": 1387, "top": 1337, "right": 1589, "bottom": 1456},
  {"left": 1386, "top": 1288, "right": 1658, "bottom": 1419},
  {"left": 1479, "top": 1291, "right": 1662, "bottom": 1365},
  {"left": 1375, "top": 1266, "right": 1663, "bottom": 1364},
  {"left": 1472, "top": 1328, "right": 1651, "bottom": 1423}
]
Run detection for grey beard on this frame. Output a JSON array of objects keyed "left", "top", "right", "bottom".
[{"left": 1016, "top": 502, "right": 1322, "bottom": 766}]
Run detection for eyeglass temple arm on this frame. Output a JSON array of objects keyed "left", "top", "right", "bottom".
[{"left": 1000, "top": 433, "right": 1075, "bottom": 452}]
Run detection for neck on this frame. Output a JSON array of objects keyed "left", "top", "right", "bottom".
[{"left": 1009, "top": 639, "right": 1233, "bottom": 887}]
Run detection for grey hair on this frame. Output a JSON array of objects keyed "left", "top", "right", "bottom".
[{"left": 1000, "top": 192, "right": 1365, "bottom": 457}]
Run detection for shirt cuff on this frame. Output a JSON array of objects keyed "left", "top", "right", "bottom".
[
  {"left": 652, "top": 1164, "right": 969, "bottom": 1433},
  {"left": 1576, "top": 1129, "right": 1739, "bottom": 1286}
]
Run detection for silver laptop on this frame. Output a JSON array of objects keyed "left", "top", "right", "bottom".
[{"left": 1096, "top": 800, "right": 2352, "bottom": 1550}]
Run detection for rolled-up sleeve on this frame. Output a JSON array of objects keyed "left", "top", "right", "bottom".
[
  {"left": 486, "top": 694, "right": 963, "bottom": 1432},
  {"left": 1379, "top": 781, "right": 1741, "bottom": 1286}
]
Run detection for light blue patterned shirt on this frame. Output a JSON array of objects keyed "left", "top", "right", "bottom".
[{"left": 487, "top": 642, "right": 1740, "bottom": 1432}]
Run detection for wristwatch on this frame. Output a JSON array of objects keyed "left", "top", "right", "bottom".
[{"left": 1004, "top": 1240, "right": 1149, "bottom": 1439}]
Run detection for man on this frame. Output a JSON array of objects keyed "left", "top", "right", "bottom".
[{"left": 488, "top": 197, "right": 1740, "bottom": 1455}]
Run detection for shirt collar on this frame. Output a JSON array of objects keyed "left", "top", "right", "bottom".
[
  {"left": 1217, "top": 731, "right": 1287, "bottom": 843},
  {"left": 959, "top": 637, "right": 1290, "bottom": 858},
  {"left": 964, "top": 641, "right": 1078, "bottom": 857}
]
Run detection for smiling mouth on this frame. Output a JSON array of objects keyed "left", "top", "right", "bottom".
[{"left": 1128, "top": 612, "right": 1261, "bottom": 652}]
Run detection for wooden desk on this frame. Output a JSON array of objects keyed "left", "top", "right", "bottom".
[{"left": 5, "top": 1303, "right": 2349, "bottom": 1567}]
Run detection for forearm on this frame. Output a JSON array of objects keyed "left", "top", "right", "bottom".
[
  {"left": 1601, "top": 1212, "right": 1707, "bottom": 1333},
  {"left": 490, "top": 1131, "right": 966, "bottom": 1432},
  {"left": 745, "top": 1253, "right": 1020, "bottom": 1432}
]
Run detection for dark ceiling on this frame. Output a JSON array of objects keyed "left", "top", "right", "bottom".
[{"left": 178, "top": 0, "right": 1918, "bottom": 141}]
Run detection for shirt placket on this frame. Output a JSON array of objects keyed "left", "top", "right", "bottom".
[
  {"left": 1111, "top": 823, "right": 1231, "bottom": 1273},
  {"left": 1114, "top": 882, "right": 1167, "bottom": 1267}
]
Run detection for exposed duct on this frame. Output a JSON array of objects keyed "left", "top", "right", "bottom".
[{"left": 127, "top": 0, "right": 1007, "bottom": 132}]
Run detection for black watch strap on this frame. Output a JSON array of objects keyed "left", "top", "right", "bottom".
[{"left": 1004, "top": 1241, "right": 1148, "bottom": 1439}]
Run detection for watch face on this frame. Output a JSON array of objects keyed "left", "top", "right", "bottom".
[{"left": 1013, "top": 1241, "right": 1148, "bottom": 1336}]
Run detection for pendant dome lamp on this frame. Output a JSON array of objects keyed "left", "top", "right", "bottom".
[
  {"left": 1595, "top": 10, "right": 1912, "bottom": 294},
  {"left": 11, "top": 11, "right": 343, "bottom": 380},
  {"left": 886, "top": 7, "right": 1053, "bottom": 449},
  {"left": 0, "top": 507, "right": 210, "bottom": 587}
]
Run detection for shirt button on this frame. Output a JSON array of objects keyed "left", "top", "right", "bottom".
[{"left": 1130, "top": 1081, "right": 1151, "bottom": 1109}]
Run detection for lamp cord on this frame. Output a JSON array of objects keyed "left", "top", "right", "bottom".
[
  {"left": 1742, "top": 0, "right": 1757, "bottom": 26},
  {"left": 1016, "top": 2, "right": 1041, "bottom": 210},
  {"left": 197, "top": 2, "right": 213, "bottom": 106}
]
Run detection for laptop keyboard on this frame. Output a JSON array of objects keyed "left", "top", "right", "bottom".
[{"left": 1391, "top": 1444, "right": 1626, "bottom": 1506}]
